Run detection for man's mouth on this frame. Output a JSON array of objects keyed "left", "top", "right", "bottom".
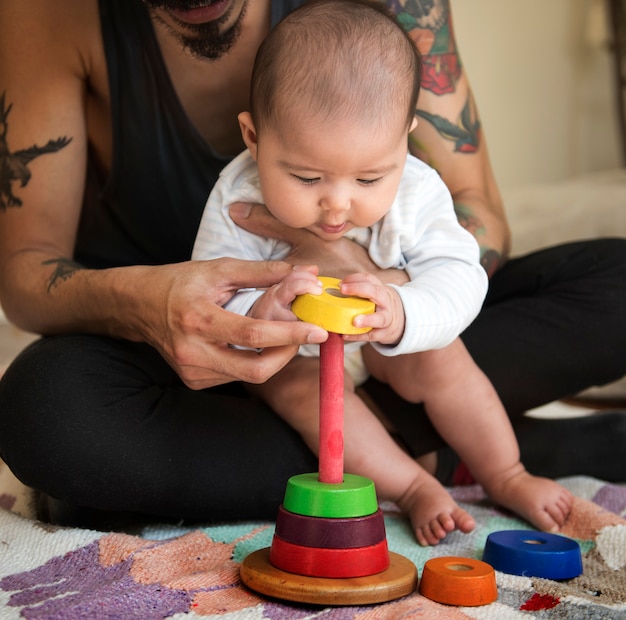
[{"left": 168, "top": 0, "right": 229, "bottom": 24}]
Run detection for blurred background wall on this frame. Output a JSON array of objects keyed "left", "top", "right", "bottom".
[{"left": 453, "top": 0, "right": 622, "bottom": 193}]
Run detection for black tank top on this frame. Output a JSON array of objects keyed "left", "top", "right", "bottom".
[{"left": 75, "top": 0, "right": 304, "bottom": 268}]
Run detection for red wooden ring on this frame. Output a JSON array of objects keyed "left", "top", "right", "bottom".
[
  {"left": 269, "top": 534, "right": 390, "bottom": 578},
  {"left": 275, "top": 505, "right": 386, "bottom": 549}
]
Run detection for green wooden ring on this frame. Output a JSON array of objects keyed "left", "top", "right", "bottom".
[{"left": 283, "top": 473, "right": 378, "bottom": 518}]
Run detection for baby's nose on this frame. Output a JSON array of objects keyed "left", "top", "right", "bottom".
[{"left": 320, "top": 191, "right": 351, "bottom": 212}]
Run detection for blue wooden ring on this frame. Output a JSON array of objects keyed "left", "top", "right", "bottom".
[{"left": 482, "top": 530, "right": 583, "bottom": 579}]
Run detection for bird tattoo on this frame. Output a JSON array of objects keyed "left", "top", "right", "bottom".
[
  {"left": 0, "top": 92, "right": 72, "bottom": 211},
  {"left": 416, "top": 98, "right": 480, "bottom": 153}
]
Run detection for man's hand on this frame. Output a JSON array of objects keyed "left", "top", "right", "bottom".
[
  {"left": 137, "top": 258, "right": 328, "bottom": 390},
  {"left": 230, "top": 203, "right": 409, "bottom": 286}
]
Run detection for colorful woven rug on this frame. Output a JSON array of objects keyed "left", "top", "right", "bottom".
[{"left": 1, "top": 463, "right": 625, "bottom": 619}]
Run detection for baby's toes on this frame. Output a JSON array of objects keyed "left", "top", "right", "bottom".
[
  {"left": 453, "top": 508, "right": 476, "bottom": 534},
  {"left": 436, "top": 511, "right": 457, "bottom": 534},
  {"left": 416, "top": 524, "right": 440, "bottom": 547},
  {"left": 415, "top": 528, "right": 430, "bottom": 547},
  {"left": 548, "top": 498, "right": 572, "bottom": 527},
  {"left": 534, "top": 507, "right": 562, "bottom": 533},
  {"left": 416, "top": 517, "right": 451, "bottom": 546},
  {"left": 560, "top": 490, "right": 574, "bottom": 511}
]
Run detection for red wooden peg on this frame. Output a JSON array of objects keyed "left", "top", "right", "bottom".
[{"left": 319, "top": 331, "right": 345, "bottom": 483}]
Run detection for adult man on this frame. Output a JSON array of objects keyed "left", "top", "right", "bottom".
[{"left": 0, "top": 0, "right": 625, "bottom": 527}]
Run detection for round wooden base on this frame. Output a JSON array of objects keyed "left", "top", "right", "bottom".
[{"left": 240, "top": 548, "right": 417, "bottom": 606}]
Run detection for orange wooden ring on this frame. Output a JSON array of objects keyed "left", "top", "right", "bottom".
[
  {"left": 269, "top": 534, "right": 390, "bottom": 578},
  {"left": 419, "top": 557, "right": 497, "bottom": 607}
]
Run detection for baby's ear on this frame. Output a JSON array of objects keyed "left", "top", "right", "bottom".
[{"left": 238, "top": 112, "right": 259, "bottom": 160}]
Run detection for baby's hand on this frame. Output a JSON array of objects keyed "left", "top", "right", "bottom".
[
  {"left": 339, "top": 272, "right": 405, "bottom": 345},
  {"left": 249, "top": 265, "right": 322, "bottom": 322}
]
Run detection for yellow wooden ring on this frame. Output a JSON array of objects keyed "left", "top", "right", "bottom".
[{"left": 292, "top": 276, "right": 375, "bottom": 334}]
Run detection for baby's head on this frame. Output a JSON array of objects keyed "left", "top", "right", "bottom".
[
  {"left": 249, "top": 0, "right": 421, "bottom": 137},
  {"left": 238, "top": 0, "right": 422, "bottom": 240}
]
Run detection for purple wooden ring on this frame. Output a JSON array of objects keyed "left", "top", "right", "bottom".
[{"left": 275, "top": 505, "right": 386, "bottom": 549}]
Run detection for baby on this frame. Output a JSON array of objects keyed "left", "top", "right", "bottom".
[{"left": 192, "top": 0, "right": 572, "bottom": 545}]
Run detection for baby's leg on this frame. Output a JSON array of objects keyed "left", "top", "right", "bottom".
[
  {"left": 251, "top": 356, "right": 475, "bottom": 546},
  {"left": 342, "top": 387, "right": 475, "bottom": 546},
  {"left": 363, "top": 340, "right": 573, "bottom": 533},
  {"left": 248, "top": 357, "right": 325, "bottom": 451}
]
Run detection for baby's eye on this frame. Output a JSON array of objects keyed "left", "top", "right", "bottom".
[
  {"left": 357, "top": 177, "right": 383, "bottom": 186},
  {"left": 292, "top": 174, "right": 320, "bottom": 185}
]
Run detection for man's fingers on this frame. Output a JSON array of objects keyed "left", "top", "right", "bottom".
[
  {"left": 210, "top": 256, "right": 297, "bottom": 292},
  {"left": 208, "top": 305, "right": 327, "bottom": 349},
  {"left": 176, "top": 308, "right": 328, "bottom": 389},
  {"left": 229, "top": 345, "right": 308, "bottom": 384},
  {"left": 181, "top": 344, "right": 301, "bottom": 388},
  {"left": 229, "top": 202, "right": 308, "bottom": 245}
]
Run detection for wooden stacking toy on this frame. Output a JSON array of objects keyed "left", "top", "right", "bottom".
[{"left": 240, "top": 277, "right": 418, "bottom": 605}]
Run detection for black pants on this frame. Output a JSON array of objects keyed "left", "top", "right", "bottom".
[{"left": 1, "top": 239, "right": 626, "bottom": 523}]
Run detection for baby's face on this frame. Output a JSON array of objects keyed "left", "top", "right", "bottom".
[{"left": 253, "top": 117, "right": 410, "bottom": 241}]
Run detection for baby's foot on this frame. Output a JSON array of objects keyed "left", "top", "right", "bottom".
[
  {"left": 399, "top": 474, "right": 476, "bottom": 546},
  {"left": 485, "top": 465, "right": 573, "bottom": 532}
]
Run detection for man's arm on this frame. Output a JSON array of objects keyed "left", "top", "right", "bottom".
[
  {"left": 0, "top": 0, "right": 327, "bottom": 389},
  {"left": 0, "top": 0, "right": 96, "bottom": 332},
  {"left": 389, "top": 0, "right": 510, "bottom": 276}
]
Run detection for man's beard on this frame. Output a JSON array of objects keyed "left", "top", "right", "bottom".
[{"left": 143, "top": 1, "right": 249, "bottom": 60}]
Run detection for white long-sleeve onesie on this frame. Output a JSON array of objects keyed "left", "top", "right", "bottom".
[{"left": 192, "top": 150, "right": 488, "bottom": 362}]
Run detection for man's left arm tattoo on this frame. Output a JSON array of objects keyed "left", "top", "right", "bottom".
[
  {"left": 0, "top": 92, "right": 72, "bottom": 211},
  {"left": 43, "top": 258, "right": 84, "bottom": 292}
]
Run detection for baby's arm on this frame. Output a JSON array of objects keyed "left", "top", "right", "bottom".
[
  {"left": 387, "top": 170, "right": 488, "bottom": 354},
  {"left": 338, "top": 272, "right": 407, "bottom": 346},
  {"left": 343, "top": 168, "right": 487, "bottom": 355}
]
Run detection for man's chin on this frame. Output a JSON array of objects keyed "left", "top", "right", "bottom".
[{"left": 147, "top": 0, "right": 248, "bottom": 60}]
